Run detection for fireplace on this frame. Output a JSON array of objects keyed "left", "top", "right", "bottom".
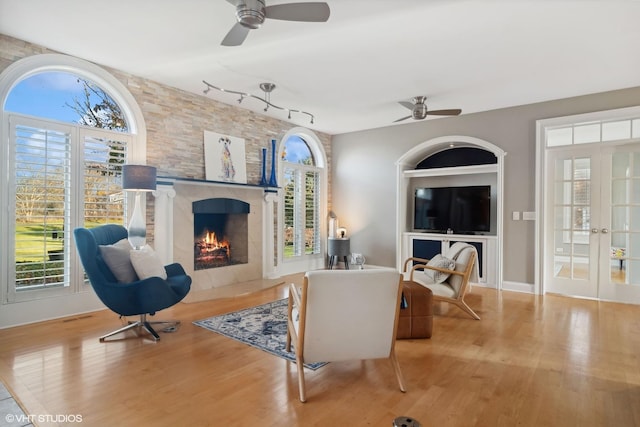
[
  {"left": 193, "top": 198, "right": 249, "bottom": 270},
  {"left": 154, "top": 179, "right": 275, "bottom": 295}
]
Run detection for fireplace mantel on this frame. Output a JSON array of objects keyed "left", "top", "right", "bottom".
[
  {"left": 157, "top": 175, "right": 278, "bottom": 192},
  {"left": 153, "top": 177, "right": 280, "bottom": 295}
]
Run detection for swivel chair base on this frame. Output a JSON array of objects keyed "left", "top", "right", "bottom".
[{"left": 99, "top": 314, "right": 180, "bottom": 342}]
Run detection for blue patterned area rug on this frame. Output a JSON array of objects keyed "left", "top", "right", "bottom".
[{"left": 193, "top": 299, "right": 327, "bottom": 370}]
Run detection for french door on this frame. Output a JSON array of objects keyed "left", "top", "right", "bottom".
[{"left": 545, "top": 143, "right": 640, "bottom": 303}]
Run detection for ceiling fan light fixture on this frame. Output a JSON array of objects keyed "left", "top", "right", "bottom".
[
  {"left": 236, "top": 0, "right": 266, "bottom": 29},
  {"left": 412, "top": 105, "right": 428, "bottom": 120},
  {"left": 221, "top": 0, "right": 330, "bottom": 46},
  {"left": 394, "top": 95, "right": 462, "bottom": 123}
]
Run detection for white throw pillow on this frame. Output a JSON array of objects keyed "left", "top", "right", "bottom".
[
  {"left": 99, "top": 238, "right": 139, "bottom": 283},
  {"left": 423, "top": 254, "right": 456, "bottom": 284},
  {"left": 129, "top": 245, "right": 167, "bottom": 280}
]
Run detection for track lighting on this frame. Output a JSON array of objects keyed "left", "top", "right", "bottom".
[{"left": 202, "top": 80, "right": 315, "bottom": 124}]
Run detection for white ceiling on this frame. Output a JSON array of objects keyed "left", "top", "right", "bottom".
[{"left": 1, "top": 0, "right": 640, "bottom": 135}]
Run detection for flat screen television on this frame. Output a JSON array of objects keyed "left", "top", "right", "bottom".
[{"left": 414, "top": 185, "right": 491, "bottom": 234}]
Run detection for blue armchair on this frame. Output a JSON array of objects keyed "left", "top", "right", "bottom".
[{"left": 74, "top": 224, "right": 191, "bottom": 341}]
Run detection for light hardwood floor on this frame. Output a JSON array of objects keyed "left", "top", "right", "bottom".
[{"left": 1, "top": 277, "right": 640, "bottom": 427}]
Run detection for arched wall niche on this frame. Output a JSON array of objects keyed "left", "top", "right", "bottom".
[
  {"left": 395, "top": 135, "right": 506, "bottom": 289},
  {"left": 417, "top": 146, "right": 497, "bottom": 169},
  {"left": 398, "top": 136, "right": 504, "bottom": 169}
]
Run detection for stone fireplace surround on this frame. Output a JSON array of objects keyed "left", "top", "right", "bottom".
[{"left": 153, "top": 177, "right": 279, "bottom": 300}]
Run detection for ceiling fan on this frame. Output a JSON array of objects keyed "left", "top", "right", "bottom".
[
  {"left": 221, "top": 0, "right": 331, "bottom": 46},
  {"left": 393, "top": 96, "right": 462, "bottom": 123}
]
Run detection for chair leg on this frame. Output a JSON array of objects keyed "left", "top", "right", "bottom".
[
  {"left": 99, "top": 314, "right": 179, "bottom": 342},
  {"left": 295, "top": 354, "right": 307, "bottom": 403},
  {"left": 142, "top": 321, "right": 161, "bottom": 340},
  {"left": 99, "top": 321, "right": 144, "bottom": 342},
  {"left": 455, "top": 300, "right": 481, "bottom": 320},
  {"left": 389, "top": 351, "right": 406, "bottom": 392},
  {"left": 147, "top": 319, "right": 181, "bottom": 332},
  {"left": 287, "top": 321, "right": 306, "bottom": 402}
]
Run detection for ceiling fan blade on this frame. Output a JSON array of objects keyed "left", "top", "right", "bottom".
[
  {"left": 265, "top": 2, "right": 330, "bottom": 22},
  {"left": 393, "top": 116, "right": 412, "bottom": 123},
  {"left": 398, "top": 101, "right": 415, "bottom": 111},
  {"left": 426, "top": 109, "right": 462, "bottom": 116},
  {"left": 221, "top": 22, "right": 251, "bottom": 46}
]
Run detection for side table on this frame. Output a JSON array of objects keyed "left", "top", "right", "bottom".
[{"left": 328, "top": 237, "right": 350, "bottom": 269}]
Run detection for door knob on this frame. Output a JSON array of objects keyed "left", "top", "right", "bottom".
[
  {"left": 591, "top": 228, "right": 599, "bottom": 233},
  {"left": 601, "top": 228, "right": 609, "bottom": 234}
]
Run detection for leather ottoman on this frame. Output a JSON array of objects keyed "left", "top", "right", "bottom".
[{"left": 397, "top": 281, "right": 433, "bottom": 339}]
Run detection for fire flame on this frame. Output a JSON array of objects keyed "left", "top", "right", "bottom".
[{"left": 197, "top": 231, "right": 231, "bottom": 259}]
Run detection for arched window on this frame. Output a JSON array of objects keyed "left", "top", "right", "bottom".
[
  {"left": 1, "top": 55, "right": 145, "bottom": 306},
  {"left": 6, "top": 72, "right": 129, "bottom": 130},
  {"left": 282, "top": 135, "right": 322, "bottom": 259}
]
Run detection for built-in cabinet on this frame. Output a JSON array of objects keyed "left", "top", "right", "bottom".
[
  {"left": 403, "top": 232, "right": 496, "bottom": 285},
  {"left": 397, "top": 142, "right": 503, "bottom": 289}
]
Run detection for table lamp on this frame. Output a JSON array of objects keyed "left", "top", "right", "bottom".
[{"left": 122, "top": 165, "right": 156, "bottom": 249}]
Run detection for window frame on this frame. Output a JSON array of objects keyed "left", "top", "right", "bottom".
[
  {"left": 283, "top": 160, "right": 321, "bottom": 258},
  {"left": 7, "top": 114, "right": 133, "bottom": 302},
  {"left": 275, "top": 130, "right": 328, "bottom": 276},
  {"left": 0, "top": 54, "right": 146, "bottom": 316}
]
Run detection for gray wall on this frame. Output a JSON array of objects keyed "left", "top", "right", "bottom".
[{"left": 332, "top": 86, "right": 640, "bottom": 285}]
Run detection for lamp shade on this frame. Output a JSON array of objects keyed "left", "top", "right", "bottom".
[{"left": 122, "top": 165, "right": 156, "bottom": 191}]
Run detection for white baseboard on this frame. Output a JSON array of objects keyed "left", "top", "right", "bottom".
[{"left": 502, "top": 280, "right": 535, "bottom": 293}]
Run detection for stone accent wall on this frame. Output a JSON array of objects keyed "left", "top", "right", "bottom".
[{"left": 0, "top": 33, "right": 333, "bottom": 201}]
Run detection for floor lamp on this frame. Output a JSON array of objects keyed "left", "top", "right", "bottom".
[{"left": 122, "top": 165, "right": 157, "bottom": 249}]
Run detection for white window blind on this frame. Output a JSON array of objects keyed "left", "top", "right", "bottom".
[
  {"left": 305, "top": 170, "right": 320, "bottom": 254},
  {"left": 83, "top": 135, "right": 126, "bottom": 226},
  {"left": 13, "top": 124, "right": 71, "bottom": 290},
  {"left": 283, "top": 166, "right": 320, "bottom": 258},
  {"left": 9, "top": 116, "right": 129, "bottom": 301}
]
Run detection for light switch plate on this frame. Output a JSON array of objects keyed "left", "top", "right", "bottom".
[
  {"left": 523, "top": 211, "right": 536, "bottom": 221},
  {"left": 512, "top": 211, "right": 520, "bottom": 220}
]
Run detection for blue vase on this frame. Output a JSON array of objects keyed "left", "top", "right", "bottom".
[
  {"left": 259, "top": 147, "right": 268, "bottom": 186},
  {"left": 268, "top": 139, "right": 278, "bottom": 187}
]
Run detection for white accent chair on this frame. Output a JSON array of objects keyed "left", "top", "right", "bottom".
[
  {"left": 286, "top": 268, "right": 406, "bottom": 402},
  {"left": 403, "top": 242, "right": 480, "bottom": 320}
]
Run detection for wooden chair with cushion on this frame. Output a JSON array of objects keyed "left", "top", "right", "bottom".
[
  {"left": 286, "top": 268, "right": 406, "bottom": 402},
  {"left": 403, "top": 242, "right": 480, "bottom": 320}
]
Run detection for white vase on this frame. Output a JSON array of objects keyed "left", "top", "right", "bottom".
[{"left": 128, "top": 192, "right": 146, "bottom": 249}]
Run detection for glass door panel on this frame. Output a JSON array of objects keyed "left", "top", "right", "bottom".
[
  {"left": 546, "top": 148, "right": 599, "bottom": 297},
  {"left": 599, "top": 147, "right": 640, "bottom": 303}
]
